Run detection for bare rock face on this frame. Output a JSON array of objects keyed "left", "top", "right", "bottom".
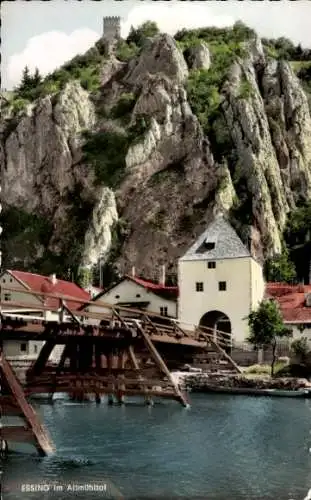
[
  {"left": 125, "top": 74, "right": 200, "bottom": 174},
  {"left": 262, "top": 60, "right": 311, "bottom": 202},
  {"left": 2, "top": 81, "right": 95, "bottom": 213},
  {"left": 117, "top": 69, "right": 216, "bottom": 274},
  {"left": 100, "top": 56, "right": 125, "bottom": 86},
  {"left": 221, "top": 50, "right": 311, "bottom": 256},
  {"left": 82, "top": 187, "right": 118, "bottom": 267},
  {"left": 125, "top": 33, "right": 189, "bottom": 85},
  {"left": 243, "top": 37, "right": 265, "bottom": 66},
  {"left": 214, "top": 163, "right": 236, "bottom": 213},
  {"left": 186, "top": 41, "right": 211, "bottom": 70},
  {"left": 1, "top": 81, "right": 117, "bottom": 265},
  {"left": 222, "top": 61, "right": 287, "bottom": 255}
]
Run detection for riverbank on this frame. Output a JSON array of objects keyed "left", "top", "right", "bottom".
[{"left": 171, "top": 371, "right": 311, "bottom": 394}]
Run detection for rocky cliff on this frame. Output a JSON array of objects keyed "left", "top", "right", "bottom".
[{"left": 1, "top": 25, "right": 311, "bottom": 283}]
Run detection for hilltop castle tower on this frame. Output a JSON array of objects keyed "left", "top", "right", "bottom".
[{"left": 103, "top": 16, "right": 121, "bottom": 42}]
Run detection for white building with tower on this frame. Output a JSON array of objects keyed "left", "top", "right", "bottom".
[{"left": 178, "top": 214, "right": 266, "bottom": 344}]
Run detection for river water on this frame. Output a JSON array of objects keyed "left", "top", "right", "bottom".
[{"left": 2, "top": 393, "right": 311, "bottom": 500}]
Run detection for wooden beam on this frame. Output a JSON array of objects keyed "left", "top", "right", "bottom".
[
  {"left": 172, "top": 321, "right": 191, "bottom": 338},
  {"left": 151, "top": 335, "right": 207, "bottom": 347},
  {"left": 25, "top": 386, "right": 178, "bottom": 398},
  {"left": 27, "top": 375, "right": 172, "bottom": 387},
  {"left": 28, "top": 340, "right": 56, "bottom": 375},
  {"left": 0, "top": 354, "right": 55, "bottom": 455},
  {"left": 127, "top": 346, "right": 140, "bottom": 370},
  {"left": 136, "top": 324, "right": 189, "bottom": 407},
  {"left": 127, "top": 345, "right": 154, "bottom": 404},
  {"left": 197, "top": 330, "right": 242, "bottom": 373},
  {"left": 116, "top": 351, "right": 126, "bottom": 403},
  {"left": 0, "top": 395, "right": 25, "bottom": 416},
  {"left": 62, "top": 303, "right": 81, "bottom": 324},
  {"left": 0, "top": 322, "right": 209, "bottom": 348},
  {"left": 1, "top": 426, "right": 35, "bottom": 443},
  {"left": 27, "top": 366, "right": 161, "bottom": 378}
]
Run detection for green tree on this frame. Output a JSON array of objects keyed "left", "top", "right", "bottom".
[
  {"left": 77, "top": 267, "right": 93, "bottom": 288},
  {"left": 291, "top": 337, "right": 309, "bottom": 364},
  {"left": 33, "top": 67, "right": 42, "bottom": 86},
  {"left": 115, "top": 40, "right": 140, "bottom": 62},
  {"left": 20, "top": 66, "right": 31, "bottom": 90},
  {"left": 285, "top": 200, "right": 311, "bottom": 245},
  {"left": 247, "top": 299, "right": 292, "bottom": 375},
  {"left": 126, "top": 21, "right": 159, "bottom": 47},
  {"left": 232, "top": 21, "right": 256, "bottom": 41},
  {"left": 264, "top": 248, "right": 297, "bottom": 283},
  {"left": 284, "top": 201, "right": 311, "bottom": 283}
]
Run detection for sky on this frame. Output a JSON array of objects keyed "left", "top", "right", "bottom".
[{"left": 2, "top": 0, "right": 311, "bottom": 90}]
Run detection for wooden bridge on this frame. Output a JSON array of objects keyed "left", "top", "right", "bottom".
[{"left": 0, "top": 286, "right": 241, "bottom": 456}]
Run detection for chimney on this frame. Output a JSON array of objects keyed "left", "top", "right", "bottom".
[
  {"left": 49, "top": 273, "right": 57, "bottom": 285},
  {"left": 131, "top": 266, "right": 136, "bottom": 277},
  {"left": 159, "top": 265, "right": 166, "bottom": 286}
]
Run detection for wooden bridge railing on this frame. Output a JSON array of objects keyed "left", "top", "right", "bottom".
[{"left": 0, "top": 286, "right": 232, "bottom": 347}]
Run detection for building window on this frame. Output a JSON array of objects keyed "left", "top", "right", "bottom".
[
  {"left": 10, "top": 278, "right": 13, "bottom": 282},
  {"left": 219, "top": 281, "right": 227, "bottom": 291},
  {"left": 136, "top": 294, "right": 141, "bottom": 298},
  {"left": 2, "top": 279, "right": 5, "bottom": 283},
  {"left": 196, "top": 282, "right": 204, "bottom": 292},
  {"left": 208, "top": 261, "right": 216, "bottom": 269},
  {"left": 34, "top": 345, "right": 38, "bottom": 354},
  {"left": 160, "top": 307, "right": 168, "bottom": 316},
  {"left": 4, "top": 293, "right": 11, "bottom": 301},
  {"left": 115, "top": 295, "right": 120, "bottom": 299},
  {"left": 20, "top": 343, "right": 27, "bottom": 353},
  {"left": 204, "top": 242, "right": 215, "bottom": 251}
]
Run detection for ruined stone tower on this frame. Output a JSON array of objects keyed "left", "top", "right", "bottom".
[{"left": 103, "top": 16, "right": 121, "bottom": 42}]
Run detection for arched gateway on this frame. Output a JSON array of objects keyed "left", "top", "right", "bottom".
[{"left": 199, "top": 310, "right": 231, "bottom": 350}]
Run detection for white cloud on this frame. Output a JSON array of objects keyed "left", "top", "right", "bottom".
[
  {"left": 121, "top": 3, "right": 234, "bottom": 38},
  {"left": 7, "top": 28, "right": 100, "bottom": 88}
]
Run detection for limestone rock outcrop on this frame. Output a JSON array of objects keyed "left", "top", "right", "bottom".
[
  {"left": 186, "top": 41, "right": 211, "bottom": 70},
  {"left": 82, "top": 187, "right": 118, "bottom": 268},
  {"left": 125, "top": 33, "right": 189, "bottom": 85},
  {"left": 1, "top": 29, "right": 311, "bottom": 280}
]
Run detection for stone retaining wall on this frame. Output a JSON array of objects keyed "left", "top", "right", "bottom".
[{"left": 174, "top": 372, "right": 311, "bottom": 391}]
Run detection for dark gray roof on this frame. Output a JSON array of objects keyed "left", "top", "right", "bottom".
[{"left": 179, "top": 214, "right": 251, "bottom": 262}]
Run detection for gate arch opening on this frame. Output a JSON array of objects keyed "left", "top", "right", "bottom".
[{"left": 199, "top": 310, "right": 231, "bottom": 351}]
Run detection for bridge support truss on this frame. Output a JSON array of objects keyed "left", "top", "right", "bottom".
[
  {"left": 25, "top": 323, "right": 189, "bottom": 408},
  {"left": 0, "top": 301, "right": 241, "bottom": 455},
  {"left": 0, "top": 352, "right": 55, "bottom": 456}
]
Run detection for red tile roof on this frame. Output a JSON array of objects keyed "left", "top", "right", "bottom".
[
  {"left": 125, "top": 275, "right": 179, "bottom": 297},
  {"left": 265, "top": 282, "right": 311, "bottom": 323},
  {"left": 8, "top": 270, "right": 90, "bottom": 310}
]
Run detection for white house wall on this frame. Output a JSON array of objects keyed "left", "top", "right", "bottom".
[
  {"left": 86, "top": 279, "right": 177, "bottom": 323},
  {"left": 3, "top": 340, "right": 44, "bottom": 357},
  {"left": 0, "top": 272, "right": 43, "bottom": 307},
  {"left": 288, "top": 325, "right": 311, "bottom": 345},
  {"left": 178, "top": 257, "right": 254, "bottom": 343},
  {"left": 1, "top": 272, "right": 46, "bottom": 359},
  {"left": 250, "top": 258, "right": 265, "bottom": 309}
]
